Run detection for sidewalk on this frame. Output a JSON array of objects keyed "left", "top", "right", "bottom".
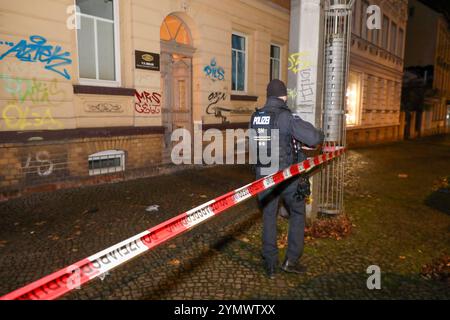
[{"left": 0, "top": 135, "right": 449, "bottom": 299}]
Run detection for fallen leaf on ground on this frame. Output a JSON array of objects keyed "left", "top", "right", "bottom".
[
  {"left": 305, "top": 215, "right": 352, "bottom": 241},
  {"left": 169, "top": 259, "right": 181, "bottom": 266},
  {"left": 420, "top": 255, "right": 449, "bottom": 283}
]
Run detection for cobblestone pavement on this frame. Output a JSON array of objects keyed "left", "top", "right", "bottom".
[{"left": 0, "top": 135, "right": 449, "bottom": 300}]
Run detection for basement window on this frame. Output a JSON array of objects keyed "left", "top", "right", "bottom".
[{"left": 88, "top": 150, "right": 125, "bottom": 176}]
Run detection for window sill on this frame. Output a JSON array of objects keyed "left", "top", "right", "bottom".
[
  {"left": 230, "top": 94, "right": 258, "bottom": 102},
  {"left": 73, "top": 85, "right": 136, "bottom": 96}
]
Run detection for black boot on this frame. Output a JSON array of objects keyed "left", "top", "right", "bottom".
[
  {"left": 281, "top": 259, "right": 307, "bottom": 274},
  {"left": 263, "top": 262, "right": 278, "bottom": 279}
]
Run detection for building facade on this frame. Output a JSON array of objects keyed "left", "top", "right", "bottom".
[
  {"left": 403, "top": 0, "right": 450, "bottom": 137},
  {"left": 0, "top": 0, "right": 291, "bottom": 200},
  {"left": 345, "top": 0, "right": 408, "bottom": 146},
  {"left": 0, "top": 0, "right": 408, "bottom": 200}
]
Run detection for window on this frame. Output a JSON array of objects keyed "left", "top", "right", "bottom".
[
  {"left": 361, "top": 1, "right": 369, "bottom": 40},
  {"left": 390, "top": 22, "right": 397, "bottom": 54},
  {"left": 270, "top": 44, "right": 281, "bottom": 81},
  {"left": 398, "top": 28, "right": 404, "bottom": 57},
  {"left": 232, "top": 33, "right": 247, "bottom": 92},
  {"left": 352, "top": 0, "right": 358, "bottom": 35},
  {"left": 382, "top": 15, "right": 389, "bottom": 49},
  {"left": 160, "top": 15, "right": 191, "bottom": 45},
  {"left": 346, "top": 71, "right": 362, "bottom": 126},
  {"left": 88, "top": 150, "right": 125, "bottom": 176},
  {"left": 76, "top": 0, "right": 120, "bottom": 85},
  {"left": 370, "top": 29, "right": 378, "bottom": 46}
]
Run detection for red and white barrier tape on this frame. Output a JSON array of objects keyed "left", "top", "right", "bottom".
[{"left": 1, "top": 148, "right": 345, "bottom": 300}]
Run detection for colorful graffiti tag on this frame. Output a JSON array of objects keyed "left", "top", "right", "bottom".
[
  {"left": 0, "top": 75, "right": 66, "bottom": 105},
  {"left": 204, "top": 58, "right": 225, "bottom": 81},
  {"left": 134, "top": 90, "right": 162, "bottom": 114},
  {"left": 0, "top": 35, "right": 72, "bottom": 80},
  {"left": 288, "top": 52, "right": 312, "bottom": 74},
  {"left": 2, "top": 102, "right": 63, "bottom": 130}
]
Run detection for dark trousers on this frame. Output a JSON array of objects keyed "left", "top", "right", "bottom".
[{"left": 257, "top": 177, "right": 306, "bottom": 267}]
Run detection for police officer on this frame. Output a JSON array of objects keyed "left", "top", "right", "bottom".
[{"left": 250, "top": 79, "right": 324, "bottom": 279}]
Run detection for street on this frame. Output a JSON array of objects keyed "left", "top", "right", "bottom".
[{"left": 0, "top": 135, "right": 449, "bottom": 299}]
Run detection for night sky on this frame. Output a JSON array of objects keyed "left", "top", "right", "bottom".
[{"left": 419, "top": 0, "right": 450, "bottom": 21}]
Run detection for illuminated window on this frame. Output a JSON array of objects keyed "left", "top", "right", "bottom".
[
  {"left": 346, "top": 71, "right": 362, "bottom": 126},
  {"left": 160, "top": 15, "right": 191, "bottom": 45}
]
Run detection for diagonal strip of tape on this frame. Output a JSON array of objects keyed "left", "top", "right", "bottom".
[{"left": 0, "top": 148, "right": 346, "bottom": 300}]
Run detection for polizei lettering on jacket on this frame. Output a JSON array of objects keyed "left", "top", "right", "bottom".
[{"left": 253, "top": 116, "right": 271, "bottom": 125}]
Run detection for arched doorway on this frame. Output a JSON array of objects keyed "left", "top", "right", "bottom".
[{"left": 160, "top": 14, "right": 196, "bottom": 163}]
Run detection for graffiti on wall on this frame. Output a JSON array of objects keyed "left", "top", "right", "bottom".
[
  {"left": 207, "top": 91, "right": 229, "bottom": 123},
  {"left": 134, "top": 90, "right": 162, "bottom": 114},
  {"left": 207, "top": 92, "right": 227, "bottom": 114},
  {"left": 205, "top": 92, "right": 252, "bottom": 123},
  {"left": 21, "top": 146, "right": 69, "bottom": 183},
  {"left": 24, "top": 151, "right": 54, "bottom": 177},
  {"left": 288, "top": 52, "right": 312, "bottom": 74},
  {"left": 0, "top": 75, "right": 66, "bottom": 106},
  {"left": 204, "top": 58, "right": 225, "bottom": 81},
  {"left": 2, "top": 102, "right": 63, "bottom": 130},
  {"left": 288, "top": 51, "right": 315, "bottom": 109},
  {"left": 0, "top": 35, "right": 72, "bottom": 80},
  {"left": 0, "top": 75, "right": 65, "bottom": 130},
  {"left": 288, "top": 69, "right": 315, "bottom": 104}
]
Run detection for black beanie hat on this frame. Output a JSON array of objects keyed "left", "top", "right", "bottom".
[{"left": 267, "top": 79, "right": 288, "bottom": 97}]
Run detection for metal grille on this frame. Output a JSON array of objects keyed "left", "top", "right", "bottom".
[
  {"left": 318, "top": 0, "right": 354, "bottom": 215},
  {"left": 88, "top": 150, "right": 125, "bottom": 176}
]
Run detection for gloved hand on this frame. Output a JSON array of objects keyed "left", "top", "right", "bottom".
[{"left": 295, "top": 175, "right": 311, "bottom": 202}]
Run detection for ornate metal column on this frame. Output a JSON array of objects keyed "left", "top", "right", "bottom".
[{"left": 317, "top": 0, "right": 354, "bottom": 215}]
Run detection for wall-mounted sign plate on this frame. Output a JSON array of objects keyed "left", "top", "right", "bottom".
[{"left": 135, "top": 51, "right": 160, "bottom": 71}]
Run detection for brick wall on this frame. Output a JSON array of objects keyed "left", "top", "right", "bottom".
[{"left": 0, "top": 134, "right": 163, "bottom": 201}]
